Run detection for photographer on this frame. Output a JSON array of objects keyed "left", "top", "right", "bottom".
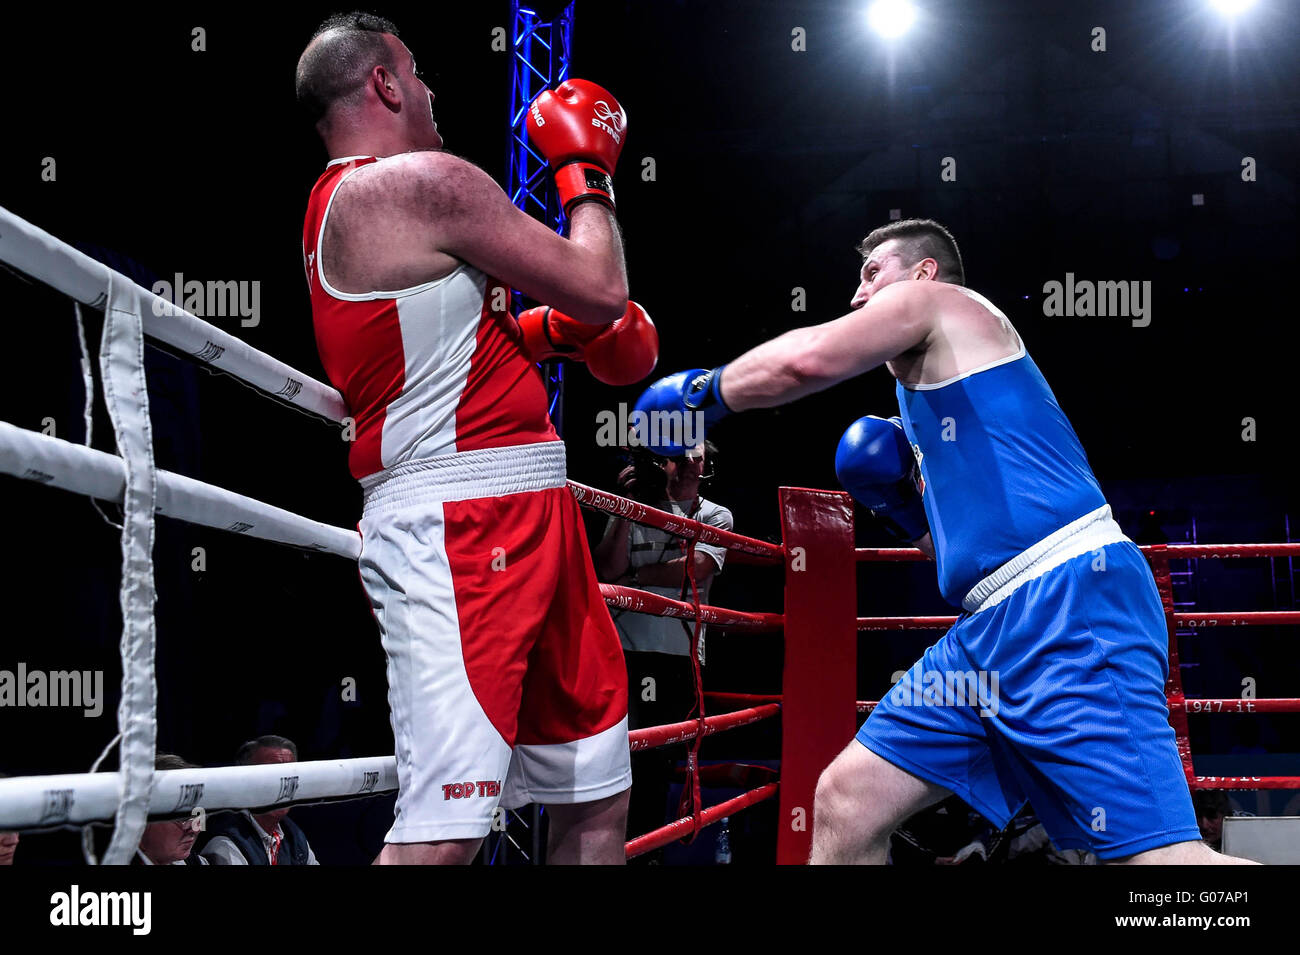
[{"left": 594, "top": 441, "right": 733, "bottom": 859}]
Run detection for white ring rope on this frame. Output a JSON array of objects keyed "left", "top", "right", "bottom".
[
  {"left": 0, "top": 757, "right": 398, "bottom": 830},
  {"left": 0, "top": 422, "right": 361, "bottom": 559},
  {"left": 0, "top": 205, "right": 348, "bottom": 423},
  {"left": 0, "top": 208, "right": 363, "bottom": 861},
  {"left": 97, "top": 271, "right": 160, "bottom": 866}
]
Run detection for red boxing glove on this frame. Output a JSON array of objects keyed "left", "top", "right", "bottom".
[
  {"left": 518, "top": 305, "right": 606, "bottom": 362},
  {"left": 517, "top": 302, "right": 659, "bottom": 386},
  {"left": 584, "top": 301, "right": 658, "bottom": 386},
  {"left": 526, "top": 79, "right": 627, "bottom": 214}
]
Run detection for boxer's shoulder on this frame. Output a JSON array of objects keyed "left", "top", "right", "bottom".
[
  {"left": 901, "top": 285, "right": 1020, "bottom": 383},
  {"left": 335, "top": 150, "right": 485, "bottom": 215},
  {"left": 322, "top": 153, "right": 476, "bottom": 290}
]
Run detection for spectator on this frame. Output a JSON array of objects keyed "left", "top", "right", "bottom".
[
  {"left": 201, "top": 735, "right": 319, "bottom": 865},
  {"left": 135, "top": 755, "right": 209, "bottom": 865},
  {"left": 594, "top": 441, "right": 733, "bottom": 859},
  {"left": 1193, "top": 790, "right": 1232, "bottom": 852}
]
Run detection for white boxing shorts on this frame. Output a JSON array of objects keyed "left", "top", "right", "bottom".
[{"left": 358, "top": 442, "right": 630, "bottom": 843}]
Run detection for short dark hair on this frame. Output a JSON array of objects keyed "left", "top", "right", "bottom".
[
  {"left": 236, "top": 735, "right": 299, "bottom": 764},
  {"left": 296, "top": 12, "right": 401, "bottom": 126},
  {"left": 155, "top": 753, "right": 199, "bottom": 772},
  {"left": 857, "top": 218, "right": 965, "bottom": 286}
]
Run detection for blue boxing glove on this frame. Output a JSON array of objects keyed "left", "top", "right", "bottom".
[
  {"left": 835, "top": 415, "right": 929, "bottom": 543},
  {"left": 632, "top": 366, "right": 731, "bottom": 456}
]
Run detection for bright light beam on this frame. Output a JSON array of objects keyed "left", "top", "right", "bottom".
[
  {"left": 1209, "top": 0, "right": 1259, "bottom": 16},
  {"left": 866, "top": 0, "right": 918, "bottom": 39}
]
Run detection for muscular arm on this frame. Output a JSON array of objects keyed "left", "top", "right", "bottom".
[
  {"left": 419, "top": 153, "right": 629, "bottom": 323},
  {"left": 718, "top": 281, "right": 935, "bottom": 411}
]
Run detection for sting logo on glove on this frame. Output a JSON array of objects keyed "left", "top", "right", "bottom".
[{"left": 592, "top": 100, "right": 624, "bottom": 140}]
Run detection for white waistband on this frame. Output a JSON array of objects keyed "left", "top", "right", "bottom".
[
  {"left": 961, "top": 503, "right": 1128, "bottom": 613},
  {"left": 361, "top": 442, "right": 567, "bottom": 514}
]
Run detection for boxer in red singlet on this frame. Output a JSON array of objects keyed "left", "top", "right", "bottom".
[{"left": 296, "top": 12, "right": 639, "bottom": 865}]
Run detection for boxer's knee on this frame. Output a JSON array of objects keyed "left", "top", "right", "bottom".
[
  {"left": 548, "top": 788, "right": 630, "bottom": 835},
  {"left": 547, "top": 789, "right": 631, "bottom": 864},
  {"left": 812, "top": 742, "right": 951, "bottom": 863},
  {"left": 812, "top": 752, "right": 891, "bottom": 859},
  {"left": 813, "top": 761, "right": 855, "bottom": 826},
  {"left": 815, "top": 747, "right": 886, "bottom": 830},
  {"left": 374, "top": 838, "right": 482, "bottom": 865}
]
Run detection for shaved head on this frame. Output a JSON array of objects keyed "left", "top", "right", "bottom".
[{"left": 296, "top": 12, "right": 401, "bottom": 128}]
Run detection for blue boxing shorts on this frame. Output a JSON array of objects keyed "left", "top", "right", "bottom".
[{"left": 857, "top": 507, "right": 1202, "bottom": 859}]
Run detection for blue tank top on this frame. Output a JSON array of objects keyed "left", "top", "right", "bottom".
[{"left": 896, "top": 341, "right": 1106, "bottom": 606}]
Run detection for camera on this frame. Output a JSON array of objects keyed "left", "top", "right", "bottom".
[{"left": 619, "top": 448, "right": 668, "bottom": 504}]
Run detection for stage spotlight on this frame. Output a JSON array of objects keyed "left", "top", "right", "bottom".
[
  {"left": 1209, "top": 0, "right": 1258, "bottom": 15},
  {"left": 866, "top": 0, "right": 917, "bottom": 39}
]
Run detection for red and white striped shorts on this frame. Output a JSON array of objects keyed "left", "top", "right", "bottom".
[{"left": 358, "top": 442, "right": 630, "bottom": 843}]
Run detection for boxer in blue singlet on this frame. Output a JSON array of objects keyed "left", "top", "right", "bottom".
[{"left": 635, "top": 219, "right": 1255, "bottom": 864}]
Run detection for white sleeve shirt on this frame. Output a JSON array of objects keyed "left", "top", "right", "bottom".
[{"left": 606, "top": 496, "right": 735, "bottom": 660}]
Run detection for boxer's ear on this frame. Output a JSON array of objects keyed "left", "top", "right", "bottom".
[{"left": 373, "top": 65, "right": 401, "bottom": 108}]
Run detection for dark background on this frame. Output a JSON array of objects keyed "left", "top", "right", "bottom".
[{"left": 1, "top": 0, "right": 1297, "bottom": 863}]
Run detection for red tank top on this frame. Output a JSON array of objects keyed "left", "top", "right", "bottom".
[{"left": 303, "top": 156, "right": 557, "bottom": 480}]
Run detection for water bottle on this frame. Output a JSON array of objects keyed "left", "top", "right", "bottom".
[{"left": 715, "top": 816, "right": 732, "bottom": 864}]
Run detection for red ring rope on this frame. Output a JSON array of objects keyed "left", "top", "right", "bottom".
[
  {"left": 570, "top": 479, "right": 788, "bottom": 855},
  {"left": 628, "top": 704, "right": 781, "bottom": 751},
  {"left": 600, "top": 584, "right": 783, "bottom": 632},
  {"left": 568, "top": 480, "right": 782, "bottom": 561}
]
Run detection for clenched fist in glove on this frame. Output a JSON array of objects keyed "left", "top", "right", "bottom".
[
  {"left": 518, "top": 301, "right": 658, "bottom": 386},
  {"left": 525, "top": 79, "right": 627, "bottom": 214}
]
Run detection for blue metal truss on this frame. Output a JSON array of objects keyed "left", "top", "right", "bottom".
[{"left": 508, "top": 2, "right": 575, "bottom": 435}]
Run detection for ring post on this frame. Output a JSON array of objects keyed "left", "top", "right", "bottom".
[{"left": 777, "top": 488, "right": 857, "bottom": 864}]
